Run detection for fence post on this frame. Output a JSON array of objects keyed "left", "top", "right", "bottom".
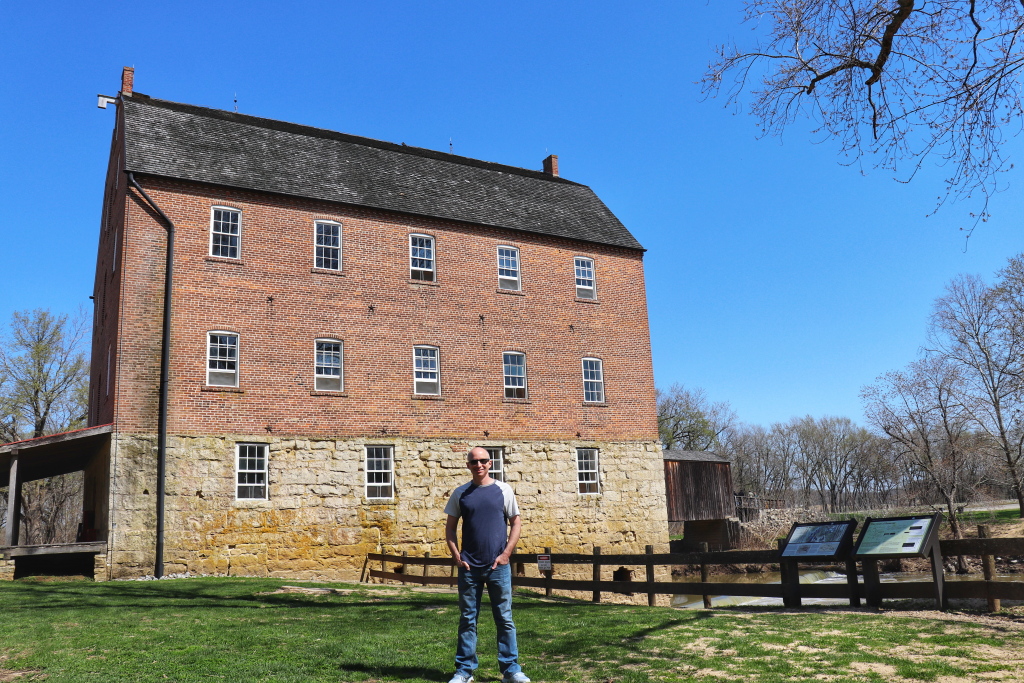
[
  {"left": 979, "top": 525, "right": 1000, "bottom": 613},
  {"left": 699, "top": 542, "right": 712, "bottom": 608},
  {"left": 645, "top": 545, "right": 656, "bottom": 607},
  {"left": 424, "top": 551, "right": 431, "bottom": 582},
  {"left": 544, "top": 547, "right": 553, "bottom": 598},
  {"left": 593, "top": 546, "right": 602, "bottom": 603},
  {"left": 401, "top": 550, "right": 408, "bottom": 585}
]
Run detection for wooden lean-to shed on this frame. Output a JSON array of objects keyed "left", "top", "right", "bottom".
[{"left": 663, "top": 450, "right": 739, "bottom": 551}]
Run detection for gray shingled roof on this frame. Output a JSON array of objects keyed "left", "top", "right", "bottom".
[
  {"left": 662, "top": 449, "right": 731, "bottom": 463},
  {"left": 121, "top": 95, "right": 643, "bottom": 251}
]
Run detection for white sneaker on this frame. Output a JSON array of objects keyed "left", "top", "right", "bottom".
[
  {"left": 503, "top": 673, "right": 530, "bottom": 683},
  {"left": 448, "top": 674, "right": 473, "bottom": 683}
]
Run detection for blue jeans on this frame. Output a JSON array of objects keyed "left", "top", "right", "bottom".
[{"left": 455, "top": 563, "right": 521, "bottom": 677}]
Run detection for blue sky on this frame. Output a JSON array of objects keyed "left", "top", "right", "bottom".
[{"left": 1, "top": 1, "right": 1021, "bottom": 427}]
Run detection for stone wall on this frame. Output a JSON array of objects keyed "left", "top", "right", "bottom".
[
  {"left": 0, "top": 558, "right": 13, "bottom": 581},
  {"left": 108, "top": 432, "right": 670, "bottom": 588}
]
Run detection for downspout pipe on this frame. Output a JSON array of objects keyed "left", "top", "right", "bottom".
[{"left": 127, "top": 172, "right": 174, "bottom": 579}]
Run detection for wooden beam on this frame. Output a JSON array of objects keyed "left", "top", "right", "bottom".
[
  {"left": 0, "top": 541, "right": 107, "bottom": 558},
  {"left": 941, "top": 538, "right": 1024, "bottom": 556},
  {"left": 4, "top": 452, "right": 21, "bottom": 547}
]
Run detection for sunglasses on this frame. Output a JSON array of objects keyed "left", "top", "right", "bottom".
[{"left": 468, "top": 459, "right": 490, "bottom": 465}]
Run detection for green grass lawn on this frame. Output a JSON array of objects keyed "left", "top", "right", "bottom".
[{"left": 2, "top": 577, "right": 1024, "bottom": 682}]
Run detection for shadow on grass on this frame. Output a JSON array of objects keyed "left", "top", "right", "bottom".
[{"left": 337, "top": 663, "right": 450, "bottom": 681}]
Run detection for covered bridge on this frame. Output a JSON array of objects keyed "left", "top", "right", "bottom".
[{"left": 663, "top": 449, "right": 739, "bottom": 551}]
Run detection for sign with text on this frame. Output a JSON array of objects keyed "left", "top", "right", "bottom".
[
  {"left": 537, "top": 555, "right": 552, "bottom": 571},
  {"left": 780, "top": 520, "right": 857, "bottom": 559},
  {"left": 853, "top": 515, "right": 938, "bottom": 558}
]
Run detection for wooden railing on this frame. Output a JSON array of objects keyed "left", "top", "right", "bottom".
[{"left": 363, "top": 529, "right": 1024, "bottom": 612}]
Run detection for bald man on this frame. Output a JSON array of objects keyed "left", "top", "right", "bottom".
[{"left": 444, "top": 446, "right": 528, "bottom": 683}]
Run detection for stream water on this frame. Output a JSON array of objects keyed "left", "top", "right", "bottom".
[{"left": 670, "top": 570, "right": 1022, "bottom": 609}]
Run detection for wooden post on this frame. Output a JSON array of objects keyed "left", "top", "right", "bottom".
[
  {"left": 979, "top": 525, "right": 1000, "bottom": 613},
  {"left": 4, "top": 452, "right": 21, "bottom": 547},
  {"left": 592, "top": 546, "right": 601, "bottom": 603},
  {"left": 699, "top": 542, "right": 712, "bottom": 608},
  {"left": 778, "top": 539, "right": 800, "bottom": 608},
  {"left": 929, "top": 540, "right": 946, "bottom": 610},
  {"left": 424, "top": 551, "right": 431, "bottom": 582},
  {"left": 862, "top": 558, "right": 881, "bottom": 607},
  {"left": 401, "top": 550, "right": 408, "bottom": 585},
  {"left": 544, "top": 546, "right": 552, "bottom": 598},
  {"left": 359, "top": 555, "right": 369, "bottom": 583},
  {"left": 645, "top": 545, "right": 656, "bottom": 607},
  {"left": 845, "top": 558, "right": 860, "bottom": 607}
]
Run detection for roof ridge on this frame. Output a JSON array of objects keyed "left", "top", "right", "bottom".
[{"left": 122, "top": 94, "right": 584, "bottom": 187}]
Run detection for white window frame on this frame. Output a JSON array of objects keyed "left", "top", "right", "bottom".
[
  {"left": 314, "top": 220, "right": 342, "bottom": 271},
  {"left": 409, "top": 234, "right": 435, "bottom": 281},
  {"left": 209, "top": 206, "right": 242, "bottom": 260},
  {"left": 207, "top": 331, "right": 239, "bottom": 387},
  {"left": 576, "top": 448, "right": 601, "bottom": 495},
  {"left": 502, "top": 352, "right": 527, "bottom": 399},
  {"left": 365, "top": 445, "right": 394, "bottom": 500},
  {"left": 497, "top": 246, "right": 521, "bottom": 291},
  {"left": 484, "top": 447, "right": 505, "bottom": 483},
  {"left": 413, "top": 345, "right": 440, "bottom": 395},
  {"left": 314, "top": 338, "right": 344, "bottom": 392},
  {"left": 106, "top": 344, "right": 111, "bottom": 396},
  {"left": 236, "top": 443, "right": 268, "bottom": 500},
  {"left": 582, "top": 357, "right": 604, "bottom": 403},
  {"left": 574, "top": 257, "right": 596, "bottom": 299}
]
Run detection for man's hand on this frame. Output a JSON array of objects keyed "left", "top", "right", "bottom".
[
  {"left": 491, "top": 551, "right": 511, "bottom": 570},
  {"left": 457, "top": 557, "right": 471, "bottom": 570}
]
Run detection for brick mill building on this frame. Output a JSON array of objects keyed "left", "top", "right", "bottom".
[{"left": 0, "top": 68, "right": 667, "bottom": 582}]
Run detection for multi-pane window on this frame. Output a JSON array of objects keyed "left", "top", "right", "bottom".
[
  {"left": 503, "top": 352, "right": 527, "bottom": 399},
  {"left": 576, "top": 448, "right": 600, "bottom": 494},
  {"left": 582, "top": 358, "right": 604, "bottom": 403},
  {"left": 365, "top": 446, "right": 394, "bottom": 499},
  {"left": 236, "top": 443, "right": 268, "bottom": 499},
  {"left": 410, "top": 235, "right": 435, "bottom": 281},
  {"left": 315, "top": 221, "right": 341, "bottom": 270},
  {"left": 211, "top": 208, "right": 241, "bottom": 259},
  {"left": 414, "top": 346, "right": 440, "bottom": 395},
  {"left": 207, "top": 333, "right": 239, "bottom": 387},
  {"left": 575, "top": 257, "right": 595, "bottom": 299},
  {"left": 485, "top": 447, "right": 505, "bottom": 483},
  {"left": 315, "top": 339, "right": 343, "bottom": 391},
  {"left": 497, "top": 246, "right": 520, "bottom": 290}
]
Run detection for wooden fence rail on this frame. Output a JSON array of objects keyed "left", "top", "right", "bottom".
[{"left": 362, "top": 528, "right": 1024, "bottom": 612}]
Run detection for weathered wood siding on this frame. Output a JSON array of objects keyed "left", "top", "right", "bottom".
[{"left": 664, "top": 460, "right": 735, "bottom": 521}]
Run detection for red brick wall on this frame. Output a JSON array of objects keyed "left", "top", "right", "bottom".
[{"left": 107, "top": 170, "right": 658, "bottom": 442}]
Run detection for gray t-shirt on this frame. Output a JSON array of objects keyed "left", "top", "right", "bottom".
[{"left": 444, "top": 480, "right": 520, "bottom": 568}]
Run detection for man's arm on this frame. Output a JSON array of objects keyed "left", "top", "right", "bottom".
[
  {"left": 491, "top": 515, "right": 521, "bottom": 569},
  {"left": 446, "top": 514, "right": 470, "bottom": 570}
]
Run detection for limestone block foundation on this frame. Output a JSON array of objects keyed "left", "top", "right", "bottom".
[
  {"left": 0, "top": 558, "right": 13, "bottom": 582},
  {"left": 107, "top": 433, "right": 670, "bottom": 590}
]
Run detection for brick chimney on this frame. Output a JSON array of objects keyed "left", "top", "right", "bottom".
[
  {"left": 542, "top": 154, "right": 558, "bottom": 177},
  {"left": 121, "top": 67, "right": 134, "bottom": 97}
]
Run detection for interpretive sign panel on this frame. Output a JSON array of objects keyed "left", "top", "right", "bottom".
[
  {"left": 780, "top": 520, "right": 857, "bottom": 559},
  {"left": 853, "top": 514, "right": 940, "bottom": 559}
]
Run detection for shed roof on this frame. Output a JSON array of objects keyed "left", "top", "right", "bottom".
[
  {"left": 662, "top": 449, "right": 730, "bottom": 463},
  {"left": 121, "top": 95, "right": 643, "bottom": 251}
]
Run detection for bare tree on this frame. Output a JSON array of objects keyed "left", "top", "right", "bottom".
[
  {"left": 703, "top": 1, "right": 1024, "bottom": 225},
  {"left": 657, "top": 383, "right": 737, "bottom": 451},
  {"left": 794, "top": 415, "right": 875, "bottom": 513},
  {"left": 863, "top": 357, "right": 984, "bottom": 538},
  {"left": 0, "top": 309, "right": 90, "bottom": 545},
  {"left": 929, "top": 273, "right": 1024, "bottom": 516}
]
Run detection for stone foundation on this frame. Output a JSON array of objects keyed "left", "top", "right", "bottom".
[
  {"left": 108, "top": 433, "right": 670, "bottom": 584},
  {"left": 94, "top": 554, "right": 109, "bottom": 582},
  {"left": 0, "top": 558, "right": 13, "bottom": 581}
]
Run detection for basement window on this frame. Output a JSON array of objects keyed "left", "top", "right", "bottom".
[
  {"left": 485, "top": 447, "right": 505, "bottom": 483},
  {"left": 414, "top": 346, "right": 440, "bottom": 395},
  {"left": 502, "top": 352, "right": 527, "bottom": 399},
  {"left": 314, "top": 339, "right": 343, "bottom": 392},
  {"left": 210, "top": 207, "right": 241, "bottom": 259},
  {"left": 576, "top": 448, "right": 600, "bottom": 495},
  {"left": 315, "top": 221, "right": 341, "bottom": 270},
  {"left": 574, "top": 257, "right": 595, "bottom": 299},
  {"left": 236, "top": 443, "right": 268, "bottom": 499},
  {"left": 410, "top": 234, "right": 435, "bottom": 281},
  {"left": 207, "top": 332, "right": 239, "bottom": 387},
  {"left": 365, "top": 446, "right": 394, "bottom": 500},
  {"left": 497, "top": 246, "right": 520, "bottom": 290}
]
